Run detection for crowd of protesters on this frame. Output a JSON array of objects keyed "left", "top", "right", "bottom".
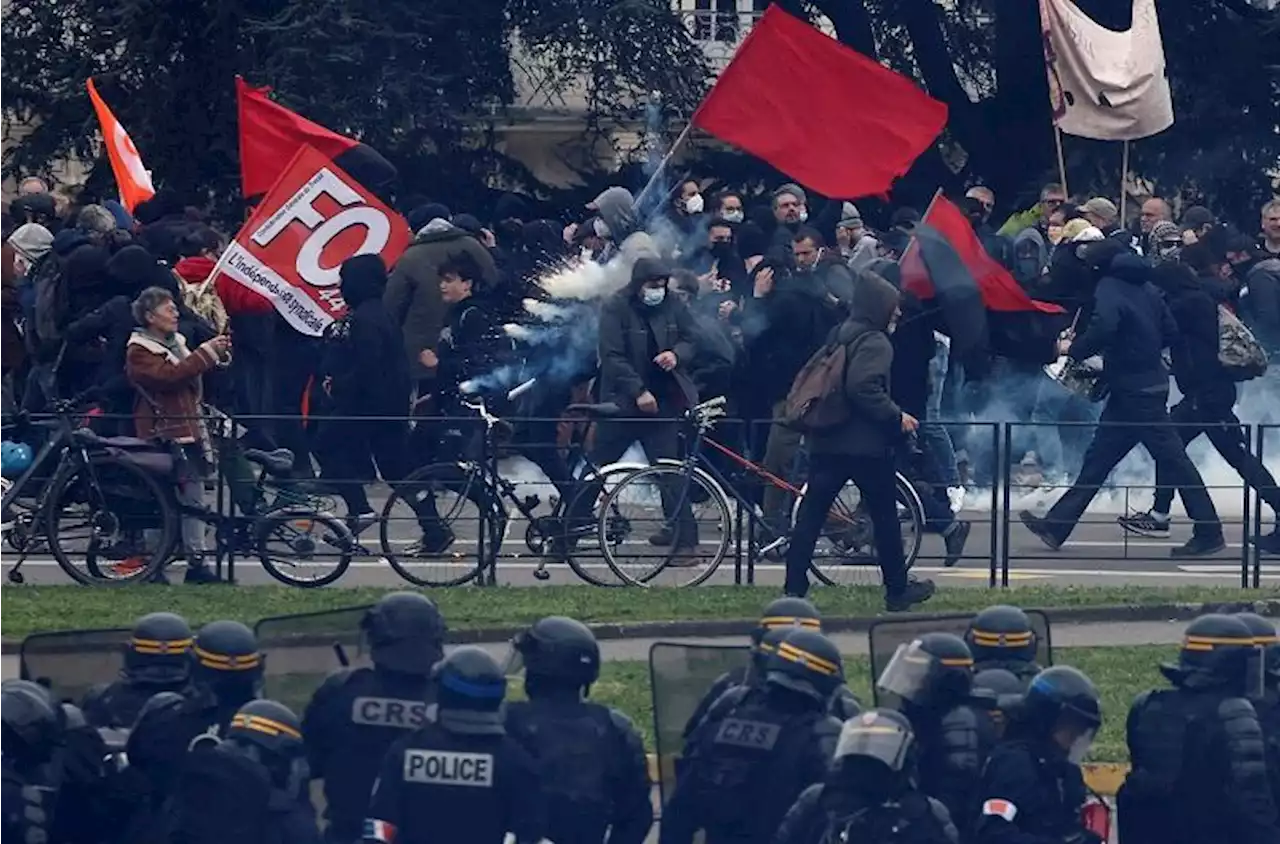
[{"left": 2, "top": 171, "right": 1279, "bottom": 587}]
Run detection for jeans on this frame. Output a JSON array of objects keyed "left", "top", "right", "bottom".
[
  {"left": 921, "top": 339, "right": 960, "bottom": 487},
  {"left": 784, "top": 453, "right": 907, "bottom": 597},
  {"left": 1042, "top": 387, "right": 1222, "bottom": 542}
]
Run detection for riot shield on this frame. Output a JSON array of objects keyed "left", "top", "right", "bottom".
[
  {"left": 19, "top": 628, "right": 132, "bottom": 706},
  {"left": 867, "top": 611, "right": 1053, "bottom": 705},
  {"left": 254, "top": 606, "right": 374, "bottom": 714},
  {"left": 648, "top": 641, "right": 751, "bottom": 806}
]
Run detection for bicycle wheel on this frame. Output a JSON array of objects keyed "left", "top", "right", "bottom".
[
  {"left": 379, "top": 462, "right": 493, "bottom": 587},
  {"left": 803, "top": 472, "right": 926, "bottom": 587},
  {"left": 45, "top": 454, "right": 178, "bottom": 585},
  {"left": 598, "top": 464, "right": 732, "bottom": 587},
  {"left": 255, "top": 506, "right": 354, "bottom": 588},
  {"left": 551, "top": 463, "right": 647, "bottom": 588}
]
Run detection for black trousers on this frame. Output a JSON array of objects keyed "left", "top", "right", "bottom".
[
  {"left": 784, "top": 453, "right": 908, "bottom": 597},
  {"left": 1153, "top": 398, "right": 1280, "bottom": 515},
  {"left": 571, "top": 418, "right": 695, "bottom": 534},
  {"left": 1043, "top": 388, "right": 1222, "bottom": 542}
]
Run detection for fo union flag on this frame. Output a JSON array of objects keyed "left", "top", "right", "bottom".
[{"left": 221, "top": 145, "right": 411, "bottom": 336}]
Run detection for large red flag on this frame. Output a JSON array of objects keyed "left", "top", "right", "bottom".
[
  {"left": 691, "top": 6, "right": 947, "bottom": 199},
  {"left": 236, "top": 78, "right": 396, "bottom": 200}
]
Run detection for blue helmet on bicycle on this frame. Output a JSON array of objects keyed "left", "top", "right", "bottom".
[{"left": 1, "top": 441, "right": 34, "bottom": 477}]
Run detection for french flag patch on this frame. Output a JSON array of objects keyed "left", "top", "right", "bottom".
[
  {"left": 982, "top": 799, "right": 1018, "bottom": 822},
  {"left": 363, "top": 819, "right": 397, "bottom": 843}
]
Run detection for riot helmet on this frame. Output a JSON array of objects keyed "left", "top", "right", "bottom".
[
  {"left": 432, "top": 646, "right": 508, "bottom": 735},
  {"left": 124, "top": 612, "right": 193, "bottom": 686},
  {"left": 225, "top": 699, "right": 309, "bottom": 797},
  {"left": 2, "top": 679, "right": 61, "bottom": 769},
  {"left": 753, "top": 597, "right": 822, "bottom": 647},
  {"left": 1162, "top": 613, "right": 1262, "bottom": 696},
  {"left": 763, "top": 628, "right": 844, "bottom": 704},
  {"left": 831, "top": 708, "right": 918, "bottom": 800},
  {"left": 362, "top": 592, "right": 446, "bottom": 675},
  {"left": 192, "top": 620, "right": 263, "bottom": 707},
  {"left": 506, "top": 616, "right": 600, "bottom": 693},
  {"left": 972, "top": 668, "right": 1024, "bottom": 738},
  {"left": 1235, "top": 612, "right": 1279, "bottom": 687},
  {"left": 1017, "top": 666, "right": 1102, "bottom": 764},
  {"left": 876, "top": 633, "right": 974, "bottom": 709},
  {"left": 966, "top": 605, "right": 1038, "bottom": 665}
]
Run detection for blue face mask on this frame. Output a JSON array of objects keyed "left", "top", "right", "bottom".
[{"left": 641, "top": 286, "right": 667, "bottom": 307}]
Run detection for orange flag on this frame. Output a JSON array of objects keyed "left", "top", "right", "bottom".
[{"left": 86, "top": 78, "right": 156, "bottom": 212}]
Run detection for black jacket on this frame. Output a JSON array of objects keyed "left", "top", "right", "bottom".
[
  {"left": 435, "top": 296, "right": 509, "bottom": 411},
  {"left": 323, "top": 265, "right": 410, "bottom": 418},
  {"left": 1240, "top": 256, "right": 1280, "bottom": 355},
  {"left": 597, "top": 287, "right": 701, "bottom": 414},
  {"left": 890, "top": 291, "right": 936, "bottom": 421},
  {"left": 808, "top": 272, "right": 904, "bottom": 458},
  {"left": 1068, "top": 252, "right": 1174, "bottom": 394},
  {"left": 1157, "top": 265, "right": 1234, "bottom": 407},
  {"left": 740, "top": 267, "right": 838, "bottom": 407}
]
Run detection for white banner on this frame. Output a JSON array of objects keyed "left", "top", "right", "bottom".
[{"left": 1040, "top": 0, "right": 1174, "bottom": 141}]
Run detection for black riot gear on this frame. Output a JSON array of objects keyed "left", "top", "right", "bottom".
[
  {"left": 2, "top": 680, "right": 61, "bottom": 769},
  {"left": 972, "top": 668, "right": 1023, "bottom": 739},
  {"left": 228, "top": 699, "right": 305, "bottom": 758},
  {"left": 125, "top": 612, "right": 194, "bottom": 685},
  {"left": 433, "top": 646, "right": 508, "bottom": 736},
  {"left": 877, "top": 633, "right": 974, "bottom": 708},
  {"left": 774, "top": 709, "right": 958, "bottom": 844},
  {"left": 362, "top": 592, "right": 446, "bottom": 675},
  {"left": 965, "top": 605, "right": 1038, "bottom": 680},
  {"left": 505, "top": 616, "right": 652, "bottom": 844},
  {"left": 754, "top": 597, "right": 822, "bottom": 646},
  {"left": 1236, "top": 612, "right": 1280, "bottom": 681},
  {"left": 1236, "top": 613, "right": 1280, "bottom": 818},
  {"left": 763, "top": 628, "right": 845, "bottom": 704},
  {"left": 1018, "top": 666, "right": 1103, "bottom": 747},
  {"left": 1118, "top": 614, "right": 1279, "bottom": 844},
  {"left": 192, "top": 620, "right": 264, "bottom": 707},
  {"left": 508, "top": 615, "right": 601, "bottom": 691}
]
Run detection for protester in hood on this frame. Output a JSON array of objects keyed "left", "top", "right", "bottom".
[
  {"left": 670, "top": 269, "right": 735, "bottom": 402},
  {"left": 1020, "top": 250, "right": 1224, "bottom": 558},
  {"left": 407, "top": 202, "right": 451, "bottom": 234},
  {"left": 2, "top": 244, "right": 24, "bottom": 392},
  {"left": 965, "top": 186, "right": 1014, "bottom": 270},
  {"left": 835, "top": 203, "right": 879, "bottom": 271},
  {"left": 7, "top": 192, "right": 58, "bottom": 232},
  {"left": 792, "top": 228, "right": 855, "bottom": 306},
  {"left": 132, "top": 190, "right": 189, "bottom": 264},
  {"left": 1192, "top": 225, "right": 1245, "bottom": 309},
  {"left": 767, "top": 183, "right": 808, "bottom": 261},
  {"left": 1230, "top": 234, "right": 1280, "bottom": 358},
  {"left": 1180, "top": 205, "right": 1216, "bottom": 246},
  {"left": 317, "top": 255, "right": 413, "bottom": 538},
  {"left": 670, "top": 179, "right": 705, "bottom": 236},
  {"left": 586, "top": 186, "right": 658, "bottom": 262},
  {"left": 7, "top": 223, "right": 54, "bottom": 275},
  {"left": 385, "top": 215, "right": 499, "bottom": 381},
  {"left": 715, "top": 190, "right": 745, "bottom": 225},
  {"left": 1148, "top": 220, "right": 1183, "bottom": 264},
  {"left": 125, "top": 285, "right": 230, "bottom": 583},
  {"left": 1012, "top": 183, "right": 1066, "bottom": 288}
]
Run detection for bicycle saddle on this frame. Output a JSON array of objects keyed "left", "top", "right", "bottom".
[
  {"left": 243, "top": 448, "right": 295, "bottom": 475},
  {"left": 565, "top": 402, "right": 623, "bottom": 418}
]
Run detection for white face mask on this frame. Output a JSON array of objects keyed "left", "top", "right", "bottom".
[
  {"left": 722, "top": 209, "right": 744, "bottom": 224},
  {"left": 684, "top": 194, "right": 704, "bottom": 215},
  {"left": 798, "top": 209, "right": 809, "bottom": 223},
  {"left": 1067, "top": 730, "right": 1096, "bottom": 765},
  {"left": 641, "top": 286, "right": 667, "bottom": 307}
]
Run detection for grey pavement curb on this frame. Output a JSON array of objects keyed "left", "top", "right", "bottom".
[{"left": 5, "top": 599, "right": 1278, "bottom": 654}]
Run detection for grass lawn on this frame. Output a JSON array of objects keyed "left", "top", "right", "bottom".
[
  {"left": 2, "top": 583, "right": 1271, "bottom": 639},
  {"left": 587, "top": 644, "right": 1173, "bottom": 764}
]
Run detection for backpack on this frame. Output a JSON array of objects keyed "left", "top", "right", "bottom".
[
  {"left": 30, "top": 252, "right": 67, "bottom": 352},
  {"left": 782, "top": 332, "right": 868, "bottom": 434},
  {"left": 1217, "top": 304, "right": 1268, "bottom": 381}
]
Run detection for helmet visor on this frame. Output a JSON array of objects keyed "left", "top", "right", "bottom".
[
  {"left": 1067, "top": 727, "right": 1098, "bottom": 765},
  {"left": 1245, "top": 646, "right": 1266, "bottom": 701},
  {"left": 875, "top": 642, "right": 937, "bottom": 706},
  {"left": 833, "top": 719, "right": 912, "bottom": 771}
]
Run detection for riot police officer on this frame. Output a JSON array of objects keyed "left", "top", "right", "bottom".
[
  {"left": 363, "top": 646, "right": 547, "bottom": 844},
  {"left": 83, "top": 611, "right": 194, "bottom": 728},
  {"left": 168, "top": 699, "right": 321, "bottom": 844},
  {"left": 503, "top": 616, "right": 653, "bottom": 844},
  {"left": 126, "top": 620, "right": 263, "bottom": 805},
  {"left": 2, "top": 680, "right": 62, "bottom": 844},
  {"left": 773, "top": 708, "right": 959, "bottom": 844},
  {"left": 876, "top": 632, "right": 993, "bottom": 834},
  {"left": 973, "top": 666, "right": 1104, "bottom": 844},
  {"left": 965, "top": 605, "right": 1041, "bottom": 685},
  {"left": 304, "top": 592, "right": 445, "bottom": 843},
  {"left": 972, "top": 668, "right": 1024, "bottom": 741},
  {"left": 1236, "top": 612, "right": 1280, "bottom": 813},
  {"left": 661, "top": 627, "right": 844, "bottom": 844},
  {"left": 1118, "top": 613, "right": 1278, "bottom": 844}
]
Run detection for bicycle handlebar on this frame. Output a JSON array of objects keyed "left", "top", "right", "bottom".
[{"left": 460, "top": 378, "right": 539, "bottom": 428}]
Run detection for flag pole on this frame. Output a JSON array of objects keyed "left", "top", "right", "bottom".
[
  {"left": 1119, "top": 139, "right": 1130, "bottom": 223},
  {"left": 899, "top": 187, "right": 944, "bottom": 266},
  {"left": 1053, "top": 126, "right": 1069, "bottom": 195},
  {"left": 634, "top": 121, "right": 694, "bottom": 218}
]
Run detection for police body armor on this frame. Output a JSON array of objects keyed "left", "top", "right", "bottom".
[
  {"left": 504, "top": 700, "right": 627, "bottom": 844},
  {"left": 971, "top": 659, "right": 1040, "bottom": 686},
  {"left": 819, "top": 792, "right": 957, "bottom": 844},
  {"left": 2, "top": 763, "right": 55, "bottom": 844},
  {"left": 914, "top": 702, "right": 991, "bottom": 835},
  {"left": 1119, "top": 688, "right": 1277, "bottom": 844},
  {"left": 83, "top": 681, "right": 175, "bottom": 731},
  {"left": 302, "top": 667, "right": 433, "bottom": 841}
]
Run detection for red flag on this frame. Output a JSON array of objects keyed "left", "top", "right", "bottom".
[
  {"left": 86, "top": 78, "right": 156, "bottom": 212},
  {"left": 219, "top": 145, "right": 412, "bottom": 336},
  {"left": 912, "top": 196, "right": 1065, "bottom": 314},
  {"left": 691, "top": 6, "right": 947, "bottom": 199},
  {"left": 236, "top": 78, "right": 395, "bottom": 200}
]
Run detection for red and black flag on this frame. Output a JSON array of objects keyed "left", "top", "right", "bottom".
[{"left": 236, "top": 77, "right": 396, "bottom": 204}]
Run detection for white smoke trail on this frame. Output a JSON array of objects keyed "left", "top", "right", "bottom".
[
  {"left": 536, "top": 257, "right": 630, "bottom": 301},
  {"left": 522, "top": 298, "right": 573, "bottom": 321}
]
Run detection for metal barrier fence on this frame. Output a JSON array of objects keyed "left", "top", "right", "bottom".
[{"left": 2, "top": 410, "right": 1274, "bottom": 589}]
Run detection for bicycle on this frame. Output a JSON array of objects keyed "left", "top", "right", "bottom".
[
  {"left": 595, "top": 396, "right": 927, "bottom": 587},
  {"left": 376, "top": 380, "right": 643, "bottom": 588},
  {"left": 3, "top": 402, "right": 177, "bottom": 585}
]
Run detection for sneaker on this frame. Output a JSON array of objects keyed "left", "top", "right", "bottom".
[
  {"left": 942, "top": 521, "right": 971, "bottom": 567},
  {"left": 346, "top": 511, "right": 379, "bottom": 536},
  {"left": 183, "top": 565, "right": 223, "bottom": 585},
  {"left": 1257, "top": 529, "right": 1280, "bottom": 555},
  {"left": 649, "top": 526, "right": 699, "bottom": 547},
  {"left": 1117, "top": 511, "right": 1170, "bottom": 538},
  {"left": 1170, "top": 534, "right": 1226, "bottom": 558},
  {"left": 406, "top": 526, "right": 456, "bottom": 557},
  {"left": 947, "top": 486, "right": 966, "bottom": 514},
  {"left": 648, "top": 527, "right": 675, "bottom": 546},
  {"left": 885, "top": 578, "right": 936, "bottom": 612},
  {"left": 110, "top": 556, "right": 148, "bottom": 577},
  {"left": 1019, "top": 510, "right": 1062, "bottom": 551}
]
